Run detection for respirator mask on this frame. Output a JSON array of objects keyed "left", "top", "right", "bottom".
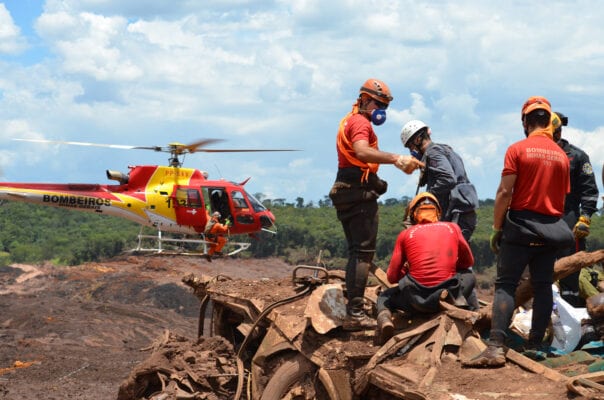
[
  {"left": 409, "top": 149, "right": 422, "bottom": 160},
  {"left": 371, "top": 109, "right": 387, "bottom": 126}
]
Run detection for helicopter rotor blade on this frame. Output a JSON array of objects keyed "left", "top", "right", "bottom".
[
  {"left": 13, "top": 138, "right": 138, "bottom": 150},
  {"left": 14, "top": 138, "right": 300, "bottom": 154},
  {"left": 183, "top": 139, "right": 225, "bottom": 154},
  {"left": 196, "top": 149, "right": 300, "bottom": 152}
]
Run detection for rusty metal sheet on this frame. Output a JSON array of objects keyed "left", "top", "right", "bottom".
[
  {"left": 303, "top": 284, "right": 347, "bottom": 334},
  {"left": 270, "top": 302, "right": 309, "bottom": 342}
]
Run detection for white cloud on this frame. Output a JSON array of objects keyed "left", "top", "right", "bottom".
[
  {"left": 36, "top": 11, "right": 142, "bottom": 81},
  {"left": 289, "top": 157, "right": 311, "bottom": 168},
  {"left": 0, "top": 4, "right": 27, "bottom": 54},
  {"left": 0, "top": 1, "right": 603, "bottom": 205},
  {"left": 563, "top": 127, "right": 604, "bottom": 178}
]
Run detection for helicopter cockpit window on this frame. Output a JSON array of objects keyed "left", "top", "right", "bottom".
[{"left": 245, "top": 191, "right": 267, "bottom": 213}]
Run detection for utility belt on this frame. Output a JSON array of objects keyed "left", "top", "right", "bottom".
[{"left": 329, "top": 168, "right": 387, "bottom": 211}]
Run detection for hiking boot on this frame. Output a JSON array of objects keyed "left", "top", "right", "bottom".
[
  {"left": 205, "top": 254, "right": 212, "bottom": 262},
  {"left": 462, "top": 345, "right": 506, "bottom": 368},
  {"left": 342, "top": 312, "right": 377, "bottom": 331},
  {"left": 375, "top": 310, "right": 394, "bottom": 345}
]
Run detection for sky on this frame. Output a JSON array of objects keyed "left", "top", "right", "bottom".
[{"left": 1, "top": 0, "right": 604, "bottom": 207}]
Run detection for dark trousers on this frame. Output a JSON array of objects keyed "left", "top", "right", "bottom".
[
  {"left": 450, "top": 210, "right": 477, "bottom": 243},
  {"left": 337, "top": 200, "right": 378, "bottom": 302},
  {"left": 557, "top": 238, "right": 586, "bottom": 307},
  {"left": 377, "top": 269, "right": 477, "bottom": 314},
  {"left": 450, "top": 211, "right": 479, "bottom": 308},
  {"left": 490, "top": 241, "right": 556, "bottom": 345}
]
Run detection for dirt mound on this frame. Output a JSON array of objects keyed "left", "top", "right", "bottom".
[{"left": 0, "top": 256, "right": 293, "bottom": 400}]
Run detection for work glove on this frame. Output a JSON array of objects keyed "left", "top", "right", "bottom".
[
  {"left": 394, "top": 155, "right": 424, "bottom": 174},
  {"left": 490, "top": 227, "right": 503, "bottom": 254},
  {"left": 573, "top": 215, "right": 590, "bottom": 240}
]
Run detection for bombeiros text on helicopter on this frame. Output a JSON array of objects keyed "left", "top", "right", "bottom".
[{"left": 0, "top": 138, "right": 299, "bottom": 258}]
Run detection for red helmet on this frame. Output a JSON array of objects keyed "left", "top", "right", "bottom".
[
  {"left": 359, "top": 78, "right": 393, "bottom": 105},
  {"left": 521, "top": 96, "right": 551, "bottom": 120}
]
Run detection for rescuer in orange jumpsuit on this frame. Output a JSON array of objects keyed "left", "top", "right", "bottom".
[{"left": 205, "top": 211, "right": 229, "bottom": 261}]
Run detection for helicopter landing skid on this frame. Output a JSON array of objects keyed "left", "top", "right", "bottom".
[{"left": 132, "top": 229, "right": 251, "bottom": 257}]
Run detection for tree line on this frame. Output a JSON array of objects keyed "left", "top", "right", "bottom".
[{"left": 1, "top": 200, "right": 603, "bottom": 272}]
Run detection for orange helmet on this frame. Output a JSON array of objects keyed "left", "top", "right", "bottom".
[
  {"left": 406, "top": 192, "right": 441, "bottom": 224},
  {"left": 359, "top": 78, "right": 393, "bottom": 105},
  {"left": 521, "top": 96, "right": 551, "bottom": 120}
]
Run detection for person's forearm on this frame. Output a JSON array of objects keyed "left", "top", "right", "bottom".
[{"left": 355, "top": 146, "right": 399, "bottom": 164}]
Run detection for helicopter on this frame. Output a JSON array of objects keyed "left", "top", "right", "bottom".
[{"left": 0, "top": 138, "right": 297, "bottom": 256}]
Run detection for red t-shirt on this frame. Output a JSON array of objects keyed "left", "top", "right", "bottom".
[
  {"left": 503, "top": 130, "right": 570, "bottom": 216},
  {"left": 337, "top": 113, "right": 376, "bottom": 168},
  {"left": 386, "top": 222, "right": 474, "bottom": 287}
]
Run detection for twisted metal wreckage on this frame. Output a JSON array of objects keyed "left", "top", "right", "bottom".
[{"left": 118, "top": 250, "right": 604, "bottom": 399}]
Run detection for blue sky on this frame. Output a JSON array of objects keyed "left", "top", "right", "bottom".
[{"left": 1, "top": 0, "right": 603, "bottom": 206}]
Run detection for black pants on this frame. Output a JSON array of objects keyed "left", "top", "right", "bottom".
[
  {"left": 377, "top": 270, "right": 477, "bottom": 314},
  {"left": 557, "top": 238, "right": 586, "bottom": 307},
  {"left": 490, "top": 241, "right": 556, "bottom": 345},
  {"left": 337, "top": 199, "right": 378, "bottom": 302},
  {"left": 450, "top": 210, "right": 477, "bottom": 243}
]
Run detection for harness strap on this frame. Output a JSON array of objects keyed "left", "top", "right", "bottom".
[{"left": 337, "top": 104, "right": 379, "bottom": 183}]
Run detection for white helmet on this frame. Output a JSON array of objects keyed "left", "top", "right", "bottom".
[{"left": 400, "top": 120, "right": 428, "bottom": 147}]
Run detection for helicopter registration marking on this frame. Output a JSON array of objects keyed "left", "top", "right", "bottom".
[
  {"left": 162, "top": 169, "right": 193, "bottom": 178},
  {"left": 43, "top": 194, "right": 111, "bottom": 209}
]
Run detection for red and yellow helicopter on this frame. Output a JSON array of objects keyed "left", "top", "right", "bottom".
[{"left": 0, "top": 138, "right": 295, "bottom": 256}]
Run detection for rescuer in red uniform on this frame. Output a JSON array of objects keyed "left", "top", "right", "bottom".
[{"left": 375, "top": 192, "right": 477, "bottom": 345}]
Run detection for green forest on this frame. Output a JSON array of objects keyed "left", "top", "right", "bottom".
[{"left": 1, "top": 199, "right": 603, "bottom": 273}]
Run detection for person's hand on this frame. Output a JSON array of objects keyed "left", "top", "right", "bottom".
[
  {"left": 394, "top": 155, "right": 424, "bottom": 174},
  {"left": 490, "top": 227, "right": 503, "bottom": 254},
  {"left": 573, "top": 215, "right": 590, "bottom": 240}
]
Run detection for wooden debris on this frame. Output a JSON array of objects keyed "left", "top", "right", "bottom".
[
  {"left": 567, "top": 371, "right": 604, "bottom": 399},
  {"left": 505, "top": 348, "right": 568, "bottom": 382}
]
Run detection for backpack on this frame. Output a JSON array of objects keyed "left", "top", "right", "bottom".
[{"left": 204, "top": 219, "right": 216, "bottom": 235}]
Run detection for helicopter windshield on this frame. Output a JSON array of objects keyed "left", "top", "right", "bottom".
[{"left": 244, "top": 191, "right": 267, "bottom": 213}]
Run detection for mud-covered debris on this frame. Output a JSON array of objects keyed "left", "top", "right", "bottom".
[{"left": 117, "top": 332, "right": 238, "bottom": 400}]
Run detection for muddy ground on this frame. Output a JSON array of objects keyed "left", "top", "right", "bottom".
[{"left": 0, "top": 255, "right": 587, "bottom": 399}]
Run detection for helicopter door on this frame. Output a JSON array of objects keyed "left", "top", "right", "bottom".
[
  {"left": 173, "top": 187, "right": 205, "bottom": 232},
  {"left": 228, "top": 190, "right": 255, "bottom": 226},
  {"left": 203, "top": 188, "right": 232, "bottom": 222}
]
